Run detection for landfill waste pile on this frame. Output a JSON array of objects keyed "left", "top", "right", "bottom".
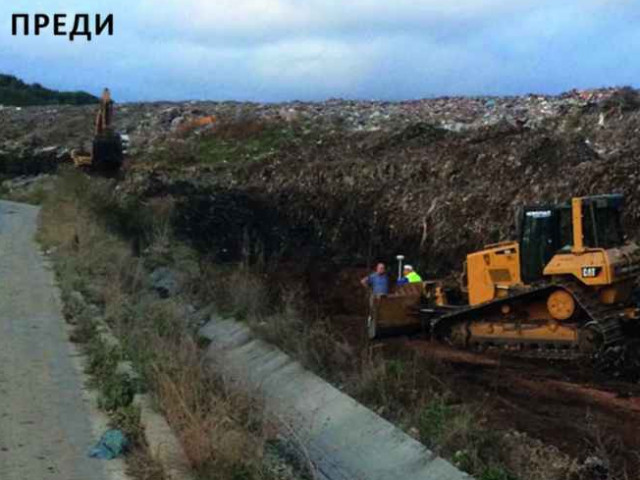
[
  {"left": 119, "top": 87, "right": 640, "bottom": 276},
  {"left": 3, "top": 87, "right": 640, "bottom": 274},
  {"left": 2, "top": 86, "right": 637, "bottom": 158}
]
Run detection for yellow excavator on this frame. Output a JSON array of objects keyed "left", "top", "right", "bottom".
[
  {"left": 72, "top": 88, "right": 124, "bottom": 173},
  {"left": 371, "top": 194, "right": 640, "bottom": 367}
]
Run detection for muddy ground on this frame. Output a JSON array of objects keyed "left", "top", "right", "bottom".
[
  {"left": 411, "top": 339, "right": 640, "bottom": 476},
  {"left": 262, "top": 262, "right": 640, "bottom": 477},
  {"left": 323, "top": 300, "right": 640, "bottom": 476}
]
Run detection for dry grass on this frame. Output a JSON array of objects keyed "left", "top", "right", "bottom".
[
  {"left": 200, "top": 266, "right": 355, "bottom": 379},
  {"left": 0, "top": 178, "right": 54, "bottom": 204},
  {"left": 223, "top": 270, "right": 270, "bottom": 321},
  {"left": 346, "top": 350, "right": 513, "bottom": 478},
  {"left": 37, "top": 170, "right": 290, "bottom": 480},
  {"left": 151, "top": 337, "right": 270, "bottom": 477},
  {"left": 126, "top": 446, "right": 167, "bottom": 480},
  {"left": 213, "top": 116, "right": 268, "bottom": 141}
]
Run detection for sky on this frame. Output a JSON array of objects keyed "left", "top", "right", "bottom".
[{"left": 1, "top": 0, "right": 639, "bottom": 102}]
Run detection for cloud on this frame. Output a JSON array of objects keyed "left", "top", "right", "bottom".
[
  {"left": 133, "top": 0, "right": 538, "bottom": 45},
  {"left": 0, "top": 0, "right": 638, "bottom": 101},
  {"left": 253, "top": 38, "right": 378, "bottom": 94}
]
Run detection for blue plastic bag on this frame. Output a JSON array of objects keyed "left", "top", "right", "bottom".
[{"left": 89, "top": 429, "right": 129, "bottom": 460}]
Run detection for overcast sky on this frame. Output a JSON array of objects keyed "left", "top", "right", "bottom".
[{"left": 1, "top": 0, "right": 639, "bottom": 102}]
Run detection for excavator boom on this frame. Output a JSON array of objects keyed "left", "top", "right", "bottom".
[{"left": 95, "top": 88, "right": 114, "bottom": 136}]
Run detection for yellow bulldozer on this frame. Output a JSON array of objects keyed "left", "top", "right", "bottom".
[
  {"left": 72, "top": 88, "right": 124, "bottom": 174},
  {"left": 370, "top": 194, "right": 640, "bottom": 367}
]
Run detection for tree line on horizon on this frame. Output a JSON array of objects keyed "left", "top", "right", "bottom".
[{"left": 0, "top": 74, "right": 98, "bottom": 106}]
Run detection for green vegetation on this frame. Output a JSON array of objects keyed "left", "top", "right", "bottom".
[
  {"left": 0, "top": 74, "right": 97, "bottom": 106},
  {"left": 479, "top": 467, "right": 518, "bottom": 480},
  {"left": 196, "top": 122, "right": 298, "bottom": 165},
  {"left": 0, "top": 177, "right": 56, "bottom": 205},
  {"left": 37, "top": 170, "right": 304, "bottom": 480},
  {"left": 147, "top": 118, "right": 305, "bottom": 169}
]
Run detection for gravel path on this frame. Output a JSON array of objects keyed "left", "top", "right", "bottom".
[{"left": 0, "top": 200, "right": 128, "bottom": 480}]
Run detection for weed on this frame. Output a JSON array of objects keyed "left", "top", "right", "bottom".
[
  {"left": 480, "top": 466, "right": 518, "bottom": 480},
  {"left": 0, "top": 181, "right": 52, "bottom": 204},
  {"left": 126, "top": 446, "right": 167, "bottom": 480},
  {"left": 38, "top": 170, "right": 287, "bottom": 479},
  {"left": 67, "top": 311, "right": 97, "bottom": 343},
  {"left": 98, "top": 371, "right": 136, "bottom": 412},
  {"left": 419, "top": 396, "right": 452, "bottom": 449},
  {"left": 195, "top": 120, "right": 297, "bottom": 166},
  {"left": 145, "top": 118, "right": 301, "bottom": 169},
  {"left": 112, "top": 404, "right": 144, "bottom": 444},
  {"left": 86, "top": 338, "right": 121, "bottom": 379}
]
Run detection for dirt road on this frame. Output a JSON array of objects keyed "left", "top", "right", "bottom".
[{"left": 0, "top": 201, "right": 127, "bottom": 480}]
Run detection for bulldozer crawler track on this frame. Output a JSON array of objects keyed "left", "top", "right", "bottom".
[
  {"left": 555, "top": 279, "right": 626, "bottom": 348},
  {"left": 484, "top": 345, "right": 586, "bottom": 361},
  {"left": 432, "top": 278, "right": 628, "bottom": 362}
]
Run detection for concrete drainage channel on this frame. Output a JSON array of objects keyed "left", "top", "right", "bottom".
[
  {"left": 96, "top": 313, "right": 472, "bottom": 480},
  {"left": 95, "top": 320, "right": 195, "bottom": 480},
  {"left": 199, "top": 316, "right": 473, "bottom": 480}
]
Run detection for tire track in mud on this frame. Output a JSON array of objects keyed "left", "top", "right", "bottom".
[{"left": 404, "top": 339, "right": 640, "bottom": 474}]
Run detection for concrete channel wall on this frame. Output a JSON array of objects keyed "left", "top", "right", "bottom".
[{"left": 199, "top": 317, "right": 473, "bottom": 480}]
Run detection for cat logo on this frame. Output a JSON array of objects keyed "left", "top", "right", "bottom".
[{"left": 581, "top": 266, "right": 601, "bottom": 278}]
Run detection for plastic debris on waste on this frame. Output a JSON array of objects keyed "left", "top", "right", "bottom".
[{"left": 89, "top": 429, "right": 129, "bottom": 460}]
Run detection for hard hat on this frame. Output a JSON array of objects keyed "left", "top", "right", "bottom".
[{"left": 403, "top": 265, "right": 413, "bottom": 271}]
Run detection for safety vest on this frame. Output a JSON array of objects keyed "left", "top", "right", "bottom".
[{"left": 406, "top": 271, "right": 422, "bottom": 283}]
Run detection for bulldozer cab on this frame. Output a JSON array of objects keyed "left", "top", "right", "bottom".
[
  {"left": 518, "top": 195, "right": 625, "bottom": 283},
  {"left": 577, "top": 195, "right": 625, "bottom": 250},
  {"left": 519, "top": 206, "right": 564, "bottom": 283}
]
